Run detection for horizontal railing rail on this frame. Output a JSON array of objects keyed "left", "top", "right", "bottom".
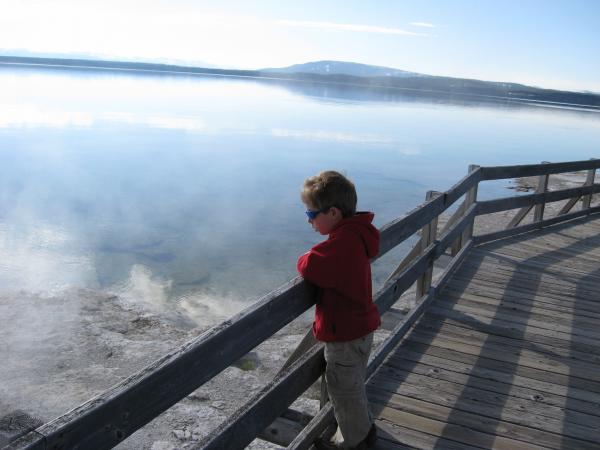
[
  {"left": 7, "top": 158, "right": 599, "bottom": 450},
  {"left": 476, "top": 183, "right": 600, "bottom": 215},
  {"left": 480, "top": 158, "right": 600, "bottom": 180}
]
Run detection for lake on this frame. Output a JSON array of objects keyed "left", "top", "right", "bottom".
[{"left": 1, "top": 65, "right": 599, "bottom": 325}]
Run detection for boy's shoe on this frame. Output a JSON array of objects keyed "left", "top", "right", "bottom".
[
  {"left": 313, "top": 424, "right": 377, "bottom": 450},
  {"left": 365, "top": 424, "right": 378, "bottom": 447}
]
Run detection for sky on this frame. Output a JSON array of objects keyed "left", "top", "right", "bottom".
[{"left": 1, "top": 0, "right": 599, "bottom": 92}]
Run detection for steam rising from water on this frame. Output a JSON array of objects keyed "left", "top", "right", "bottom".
[
  {"left": 108, "top": 264, "right": 250, "bottom": 327},
  {"left": 110, "top": 264, "right": 172, "bottom": 311}
]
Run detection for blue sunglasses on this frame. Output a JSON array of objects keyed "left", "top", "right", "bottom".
[{"left": 305, "top": 207, "right": 330, "bottom": 220}]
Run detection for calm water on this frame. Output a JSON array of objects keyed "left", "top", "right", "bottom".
[{"left": 1, "top": 66, "right": 599, "bottom": 324}]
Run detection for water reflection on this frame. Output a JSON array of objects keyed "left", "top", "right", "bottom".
[{"left": 1, "top": 65, "right": 599, "bottom": 325}]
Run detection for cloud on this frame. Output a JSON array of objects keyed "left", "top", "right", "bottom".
[
  {"left": 410, "top": 22, "right": 435, "bottom": 28},
  {"left": 277, "top": 20, "right": 428, "bottom": 36}
]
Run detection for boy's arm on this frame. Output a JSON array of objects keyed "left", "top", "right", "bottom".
[{"left": 297, "top": 236, "right": 345, "bottom": 288}]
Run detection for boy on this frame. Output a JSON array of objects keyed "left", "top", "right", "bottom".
[{"left": 297, "top": 171, "right": 380, "bottom": 450}]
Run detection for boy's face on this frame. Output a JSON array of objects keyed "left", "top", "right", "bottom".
[{"left": 305, "top": 203, "right": 343, "bottom": 235}]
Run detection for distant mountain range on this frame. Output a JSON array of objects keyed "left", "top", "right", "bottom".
[
  {"left": 1, "top": 55, "right": 599, "bottom": 109},
  {"left": 262, "top": 60, "right": 430, "bottom": 78}
]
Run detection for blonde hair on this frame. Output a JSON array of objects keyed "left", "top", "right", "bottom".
[{"left": 301, "top": 171, "right": 357, "bottom": 218}]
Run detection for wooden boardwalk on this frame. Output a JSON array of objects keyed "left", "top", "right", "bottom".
[{"left": 367, "top": 215, "right": 600, "bottom": 450}]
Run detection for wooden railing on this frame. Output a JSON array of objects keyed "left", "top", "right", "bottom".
[{"left": 7, "top": 158, "right": 600, "bottom": 450}]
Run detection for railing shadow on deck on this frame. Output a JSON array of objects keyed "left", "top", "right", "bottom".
[
  {"left": 434, "top": 220, "right": 600, "bottom": 449},
  {"left": 367, "top": 215, "right": 600, "bottom": 450},
  {"left": 565, "top": 230, "right": 600, "bottom": 448},
  {"left": 5, "top": 158, "right": 600, "bottom": 450}
]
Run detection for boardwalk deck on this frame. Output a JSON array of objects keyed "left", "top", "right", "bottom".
[{"left": 367, "top": 215, "right": 600, "bottom": 450}]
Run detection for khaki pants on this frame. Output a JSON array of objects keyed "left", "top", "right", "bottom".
[{"left": 324, "top": 333, "right": 373, "bottom": 448}]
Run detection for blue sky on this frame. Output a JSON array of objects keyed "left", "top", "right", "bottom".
[{"left": 1, "top": 0, "right": 598, "bottom": 92}]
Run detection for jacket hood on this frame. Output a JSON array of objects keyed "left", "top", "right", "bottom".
[{"left": 332, "top": 211, "right": 380, "bottom": 258}]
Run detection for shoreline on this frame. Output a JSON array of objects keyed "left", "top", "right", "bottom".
[{"left": 2, "top": 55, "right": 599, "bottom": 111}]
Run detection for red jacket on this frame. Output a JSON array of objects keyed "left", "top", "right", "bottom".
[{"left": 297, "top": 212, "right": 381, "bottom": 342}]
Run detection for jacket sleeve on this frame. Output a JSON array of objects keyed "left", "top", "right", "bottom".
[{"left": 297, "top": 233, "right": 353, "bottom": 288}]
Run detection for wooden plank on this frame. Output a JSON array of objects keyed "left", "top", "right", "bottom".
[
  {"left": 384, "top": 236, "right": 422, "bottom": 284},
  {"left": 437, "top": 295, "right": 600, "bottom": 331},
  {"left": 385, "top": 352, "right": 600, "bottom": 417},
  {"left": 473, "top": 208, "right": 600, "bottom": 245},
  {"left": 438, "top": 282, "right": 600, "bottom": 326},
  {"left": 1, "top": 431, "right": 45, "bottom": 450},
  {"left": 469, "top": 246, "right": 600, "bottom": 276},
  {"left": 477, "top": 184, "right": 600, "bottom": 216},
  {"left": 440, "top": 202, "right": 466, "bottom": 235},
  {"left": 396, "top": 341, "right": 600, "bottom": 399},
  {"left": 369, "top": 371, "right": 600, "bottom": 440},
  {"left": 417, "top": 191, "right": 440, "bottom": 298},
  {"left": 506, "top": 204, "right": 533, "bottom": 228},
  {"left": 480, "top": 159, "right": 600, "bottom": 181},
  {"left": 442, "top": 279, "right": 600, "bottom": 315},
  {"left": 450, "top": 257, "right": 600, "bottom": 297},
  {"left": 455, "top": 262, "right": 600, "bottom": 294},
  {"left": 374, "top": 362, "right": 600, "bottom": 422},
  {"left": 419, "top": 317, "right": 600, "bottom": 364},
  {"left": 374, "top": 419, "right": 482, "bottom": 450},
  {"left": 424, "top": 309, "right": 600, "bottom": 359},
  {"left": 370, "top": 402, "right": 546, "bottom": 450},
  {"left": 460, "top": 165, "right": 479, "bottom": 250},
  {"left": 285, "top": 403, "right": 334, "bottom": 450},
  {"left": 581, "top": 166, "right": 597, "bottom": 209},
  {"left": 559, "top": 195, "right": 581, "bottom": 215},
  {"left": 445, "top": 264, "right": 600, "bottom": 301},
  {"left": 476, "top": 250, "right": 600, "bottom": 278},
  {"left": 487, "top": 233, "right": 600, "bottom": 260},
  {"left": 534, "top": 163, "right": 550, "bottom": 222},
  {"left": 406, "top": 329, "right": 600, "bottom": 382},
  {"left": 277, "top": 329, "right": 318, "bottom": 373},
  {"left": 368, "top": 390, "right": 600, "bottom": 450},
  {"left": 441, "top": 288, "right": 600, "bottom": 326},
  {"left": 432, "top": 301, "right": 600, "bottom": 341},
  {"left": 459, "top": 249, "right": 600, "bottom": 278},
  {"left": 426, "top": 306, "right": 600, "bottom": 354},
  {"left": 471, "top": 250, "right": 600, "bottom": 279}
]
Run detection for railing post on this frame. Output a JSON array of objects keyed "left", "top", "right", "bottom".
[
  {"left": 451, "top": 165, "right": 479, "bottom": 255},
  {"left": 581, "top": 164, "right": 596, "bottom": 211},
  {"left": 416, "top": 190, "right": 440, "bottom": 299},
  {"left": 460, "top": 164, "right": 480, "bottom": 245},
  {"left": 533, "top": 161, "right": 550, "bottom": 223}
]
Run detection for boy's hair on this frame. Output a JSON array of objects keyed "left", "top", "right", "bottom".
[{"left": 301, "top": 171, "right": 357, "bottom": 218}]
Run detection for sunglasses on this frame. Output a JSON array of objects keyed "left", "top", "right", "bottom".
[{"left": 305, "top": 207, "right": 330, "bottom": 220}]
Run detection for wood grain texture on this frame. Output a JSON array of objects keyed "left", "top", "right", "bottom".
[{"left": 368, "top": 215, "right": 600, "bottom": 449}]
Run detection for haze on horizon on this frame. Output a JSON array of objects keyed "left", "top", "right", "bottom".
[{"left": 1, "top": 0, "right": 599, "bottom": 93}]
